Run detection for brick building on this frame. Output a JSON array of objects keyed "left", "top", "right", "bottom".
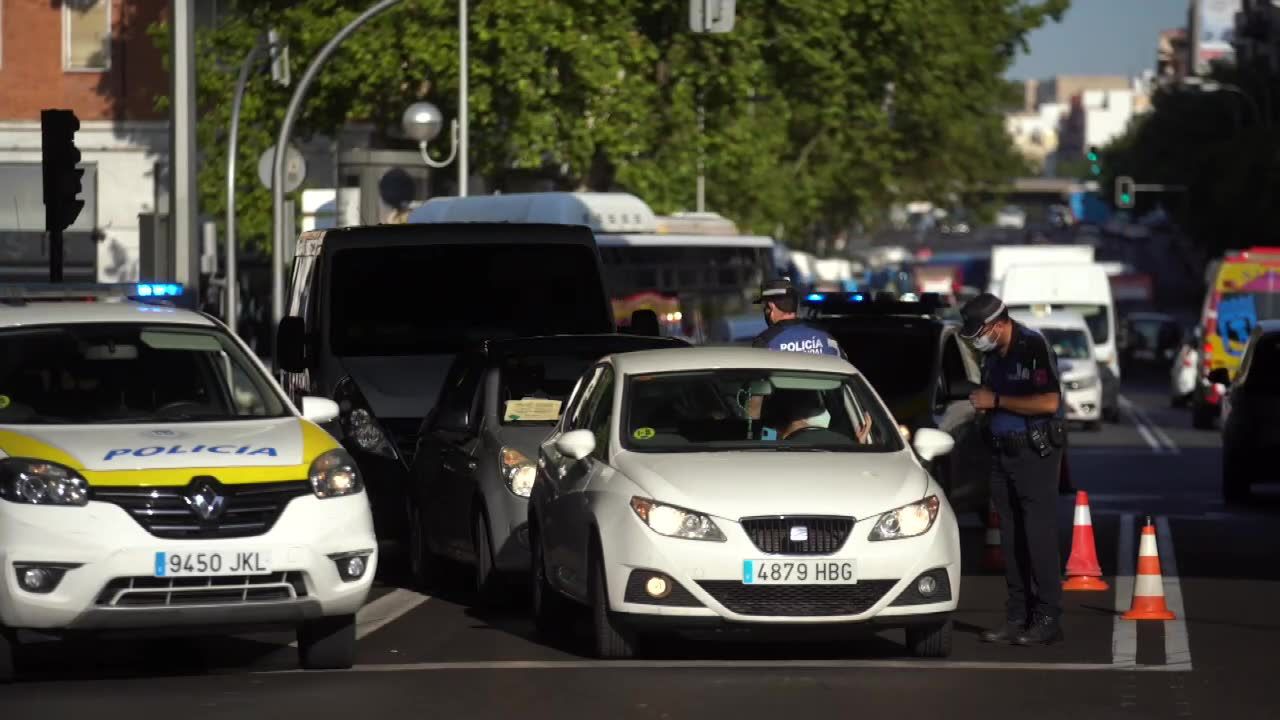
[{"left": 0, "top": 0, "right": 170, "bottom": 282}]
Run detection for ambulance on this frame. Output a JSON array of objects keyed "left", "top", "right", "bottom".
[{"left": 0, "top": 284, "right": 376, "bottom": 681}]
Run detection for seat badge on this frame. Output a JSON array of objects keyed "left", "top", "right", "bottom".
[{"left": 790, "top": 525, "right": 809, "bottom": 543}]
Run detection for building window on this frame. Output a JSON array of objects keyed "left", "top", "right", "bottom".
[{"left": 64, "top": 0, "right": 112, "bottom": 71}]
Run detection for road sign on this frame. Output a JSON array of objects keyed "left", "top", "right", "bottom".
[
  {"left": 690, "top": 0, "right": 735, "bottom": 33},
  {"left": 258, "top": 144, "right": 307, "bottom": 193}
]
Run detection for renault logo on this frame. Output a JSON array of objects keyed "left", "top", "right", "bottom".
[{"left": 184, "top": 477, "right": 226, "bottom": 522}]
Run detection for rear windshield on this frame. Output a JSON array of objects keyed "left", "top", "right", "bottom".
[
  {"left": 329, "top": 243, "right": 611, "bottom": 356},
  {"left": 1042, "top": 328, "right": 1092, "bottom": 360},
  {"left": 827, "top": 324, "right": 935, "bottom": 416},
  {"left": 499, "top": 351, "right": 605, "bottom": 425},
  {"left": 1010, "top": 304, "right": 1110, "bottom": 345}
]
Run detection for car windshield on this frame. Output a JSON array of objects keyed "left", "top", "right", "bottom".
[
  {"left": 1041, "top": 328, "right": 1092, "bottom": 360},
  {"left": 329, "top": 243, "right": 611, "bottom": 356},
  {"left": 500, "top": 351, "right": 605, "bottom": 425},
  {"left": 827, "top": 324, "right": 935, "bottom": 417},
  {"left": 623, "top": 369, "right": 903, "bottom": 453},
  {"left": 1011, "top": 304, "right": 1110, "bottom": 344},
  {"left": 0, "top": 324, "right": 287, "bottom": 424}
]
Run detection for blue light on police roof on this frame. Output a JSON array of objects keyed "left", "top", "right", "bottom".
[
  {"left": 806, "top": 293, "right": 825, "bottom": 302},
  {"left": 133, "top": 283, "right": 184, "bottom": 298},
  {"left": 853, "top": 294, "right": 865, "bottom": 302}
]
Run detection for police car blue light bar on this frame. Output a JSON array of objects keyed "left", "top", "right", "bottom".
[
  {"left": 0, "top": 283, "right": 185, "bottom": 301},
  {"left": 802, "top": 292, "right": 868, "bottom": 304}
]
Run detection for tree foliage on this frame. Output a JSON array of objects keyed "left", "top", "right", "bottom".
[
  {"left": 1101, "top": 61, "right": 1280, "bottom": 256},
  {"left": 154, "top": 0, "right": 1067, "bottom": 254}
]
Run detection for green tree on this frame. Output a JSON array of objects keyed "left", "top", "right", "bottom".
[{"left": 153, "top": 0, "right": 1068, "bottom": 255}]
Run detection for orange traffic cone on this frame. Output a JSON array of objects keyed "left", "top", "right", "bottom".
[
  {"left": 982, "top": 500, "right": 1005, "bottom": 572},
  {"left": 1063, "top": 491, "right": 1109, "bottom": 591},
  {"left": 1123, "top": 521, "right": 1176, "bottom": 621}
]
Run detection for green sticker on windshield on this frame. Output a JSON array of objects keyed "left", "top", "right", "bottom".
[
  {"left": 633, "top": 427, "right": 655, "bottom": 441},
  {"left": 0, "top": 395, "right": 9, "bottom": 409}
]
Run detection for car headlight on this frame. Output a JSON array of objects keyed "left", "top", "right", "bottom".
[
  {"left": 630, "top": 497, "right": 726, "bottom": 542},
  {"left": 868, "top": 495, "right": 940, "bottom": 541},
  {"left": 0, "top": 459, "right": 89, "bottom": 506},
  {"left": 501, "top": 447, "right": 536, "bottom": 497},
  {"left": 334, "top": 376, "right": 398, "bottom": 459},
  {"left": 1066, "top": 376, "right": 1099, "bottom": 390},
  {"left": 309, "top": 449, "right": 363, "bottom": 498}
]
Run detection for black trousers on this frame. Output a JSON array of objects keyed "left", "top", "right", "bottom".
[{"left": 989, "top": 447, "right": 1063, "bottom": 621}]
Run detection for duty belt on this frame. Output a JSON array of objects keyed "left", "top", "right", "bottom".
[{"left": 986, "top": 431, "right": 1031, "bottom": 452}]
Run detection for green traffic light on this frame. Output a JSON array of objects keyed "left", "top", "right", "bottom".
[
  {"left": 1121, "top": 193, "right": 1132, "bottom": 204},
  {"left": 1087, "top": 152, "right": 1098, "bottom": 162}
]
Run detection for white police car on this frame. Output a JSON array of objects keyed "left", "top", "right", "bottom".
[
  {"left": 530, "top": 347, "right": 961, "bottom": 659},
  {"left": 0, "top": 284, "right": 377, "bottom": 682}
]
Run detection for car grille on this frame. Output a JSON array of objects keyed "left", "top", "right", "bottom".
[
  {"left": 94, "top": 481, "right": 312, "bottom": 539},
  {"left": 696, "top": 580, "right": 897, "bottom": 617},
  {"left": 94, "top": 572, "right": 308, "bottom": 607},
  {"left": 739, "top": 516, "right": 855, "bottom": 556}
]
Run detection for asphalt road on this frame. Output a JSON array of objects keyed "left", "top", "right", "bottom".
[{"left": 3, "top": 370, "right": 1277, "bottom": 719}]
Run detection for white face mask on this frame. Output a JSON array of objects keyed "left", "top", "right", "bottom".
[{"left": 970, "top": 330, "right": 998, "bottom": 353}]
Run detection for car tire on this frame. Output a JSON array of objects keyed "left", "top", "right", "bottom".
[
  {"left": 1083, "top": 421, "right": 1102, "bottom": 432},
  {"left": 1103, "top": 405, "right": 1121, "bottom": 423},
  {"left": 1222, "top": 449, "right": 1251, "bottom": 504},
  {"left": 590, "top": 540, "right": 638, "bottom": 659},
  {"left": 905, "top": 619, "right": 953, "bottom": 658},
  {"left": 530, "top": 523, "right": 575, "bottom": 639},
  {"left": 297, "top": 614, "right": 356, "bottom": 670},
  {"left": 407, "top": 500, "right": 440, "bottom": 591},
  {"left": 0, "top": 625, "right": 16, "bottom": 684},
  {"left": 473, "top": 509, "right": 506, "bottom": 608}
]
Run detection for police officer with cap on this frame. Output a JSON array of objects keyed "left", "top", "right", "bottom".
[
  {"left": 960, "top": 292, "right": 1067, "bottom": 646},
  {"left": 751, "top": 278, "right": 845, "bottom": 357}
]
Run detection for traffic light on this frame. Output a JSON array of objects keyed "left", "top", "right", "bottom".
[
  {"left": 41, "top": 109, "right": 85, "bottom": 234},
  {"left": 1115, "top": 176, "right": 1136, "bottom": 209},
  {"left": 1087, "top": 146, "right": 1101, "bottom": 176}
]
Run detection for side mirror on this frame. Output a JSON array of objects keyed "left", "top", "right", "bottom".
[
  {"left": 276, "top": 317, "right": 307, "bottom": 373},
  {"left": 301, "top": 396, "right": 340, "bottom": 425},
  {"left": 1207, "top": 368, "right": 1230, "bottom": 386},
  {"left": 555, "top": 429, "right": 597, "bottom": 461},
  {"left": 913, "top": 427, "right": 956, "bottom": 462},
  {"left": 947, "top": 378, "right": 978, "bottom": 402}
]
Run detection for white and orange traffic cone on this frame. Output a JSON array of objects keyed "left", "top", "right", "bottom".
[
  {"left": 1063, "top": 491, "right": 1108, "bottom": 591},
  {"left": 1123, "top": 520, "right": 1176, "bottom": 621},
  {"left": 982, "top": 500, "right": 1005, "bottom": 572}
]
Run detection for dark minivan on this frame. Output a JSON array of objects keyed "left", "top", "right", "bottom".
[{"left": 276, "top": 223, "right": 615, "bottom": 544}]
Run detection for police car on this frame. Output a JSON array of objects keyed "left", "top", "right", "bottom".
[
  {"left": 0, "top": 284, "right": 376, "bottom": 681},
  {"left": 529, "top": 347, "right": 961, "bottom": 659}
]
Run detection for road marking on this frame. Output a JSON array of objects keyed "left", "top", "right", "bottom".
[
  {"left": 1118, "top": 396, "right": 1179, "bottom": 455},
  {"left": 251, "top": 658, "right": 1191, "bottom": 674},
  {"left": 281, "top": 588, "right": 431, "bottom": 649},
  {"left": 1156, "top": 516, "right": 1193, "bottom": 671},
  {"left": 1113, "top": 513, "right": 1137, "bottom": 668}
]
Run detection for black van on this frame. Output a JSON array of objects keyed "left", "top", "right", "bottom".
[{"left": 276, "top": 223, "right": 615, "bottom": 545}]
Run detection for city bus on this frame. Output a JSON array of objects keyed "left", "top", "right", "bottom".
[{"left": 407, "top": 192, "right": 777, "bottom": 342}]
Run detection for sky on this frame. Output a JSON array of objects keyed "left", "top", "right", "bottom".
[{"left": 1007, "top": 0, "right": 1192, "bottom": 80}]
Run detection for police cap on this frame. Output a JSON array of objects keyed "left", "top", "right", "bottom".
[
  {"left": 754, "top": 277, "right": 796, "bottom": 305},
  {"left": 959, "top": 292, "right": 1007, "bottom": 339}
]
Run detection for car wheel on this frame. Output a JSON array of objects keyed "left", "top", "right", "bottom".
[
  {"left": 407, "top": 500, "right": 439, "bottom": 591},
  {"left": 1083, "top": 421, "right": 1102, "bottom": 432},
  {"left": 1103, "top": 405, "right": 1121, "bottom": 423},
  {"left": 530, "top": 523, "right": 575, "bottom": 639},
  {"left": 591, "top": 540, "right": 638, "bottom": 659},
  {"left": 0, "top": 625, "right": 16, "bottom": 684},
  {"left": 473, "top": 509, "right": 506, "bottom": 607},
  {"left": 1222, "top": 449, "right": 1251, "bottom": 504},
  {"left": 905, "top": 619, "right": 953, "bottom": 658},
  {"left": 297, "top": 614, "right": 356, "bottom": 670}
]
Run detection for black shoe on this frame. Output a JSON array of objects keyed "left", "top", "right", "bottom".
[
  {"left": 1014, "top": 615, "right": 1064, "bottom": 646},
  {"left": 980, "top": 619, "right": 1026, "bottom": 644}
]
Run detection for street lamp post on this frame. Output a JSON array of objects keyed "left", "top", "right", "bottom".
[
  {"left": 226, "top": 36, "right": 269, "bottom": 337},
  {"left": 458, "top": 0, "right": 469, "bottom": 196},
  {"left": 402, "top": 101, "right": 460, "bottom": 168},
  {"left": 271, "top": 0, "right": 404, "bottom": 336}
]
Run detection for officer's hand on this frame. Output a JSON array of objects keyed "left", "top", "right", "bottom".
[{"left": 969, "top": 387, "right": 997, "bottom": 410}]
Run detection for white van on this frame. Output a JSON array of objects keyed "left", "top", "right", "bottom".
[{"left": 998, "top": 262, "right": 1120, "bottom": 421}]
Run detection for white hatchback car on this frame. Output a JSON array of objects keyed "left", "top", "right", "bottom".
[
  {"left": 1012, "top": 310, "right": 1103, "bottom": 429},
  {"left": 528, "top": 347, "right": 960, "bottom": 659}
]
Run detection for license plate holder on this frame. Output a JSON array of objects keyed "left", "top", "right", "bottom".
[
  {"left": 154, "top": 550, "right": 272, "bottom": 577},
  {"left": 742, "top": 559, "right": 857, "bottom": 585}
]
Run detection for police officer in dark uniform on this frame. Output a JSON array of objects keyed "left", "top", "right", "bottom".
[
  {"left": 959, "top": 293, "right": 1067, "bottom": 646},
  {"left": 751, "top": 278, "right": 845, "bottom": 357}
]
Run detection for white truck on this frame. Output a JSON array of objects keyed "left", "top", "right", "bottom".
[{"left": 988, "top": 245, "right": 1119, "bottom": 422}]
